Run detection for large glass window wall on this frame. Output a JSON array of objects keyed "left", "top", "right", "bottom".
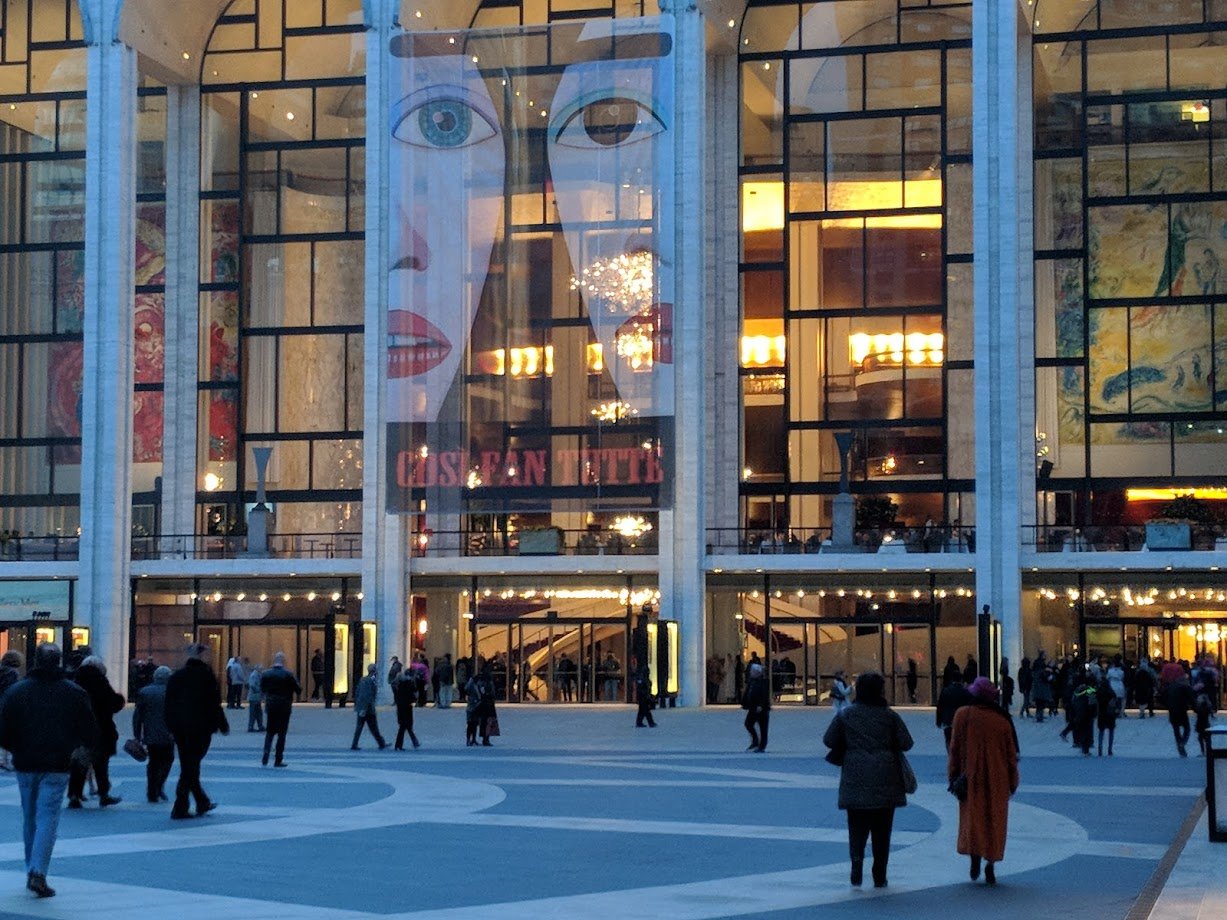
[
  {"left": 1033, "top": 2, "right": 1227, "bottom": 546},
  {"left": 391, "top": 3, "right": 672, "bottom": 558},
  {"left": 738, "top": 0, "right": 974, "bottom": 551},
  {"left": 708, "top": 571, "right": 977, "bottom": 706},
  {"left": 0, "top": 0, "right": 86, "bottom": 537},
  {"left": 198, "top": 0, "right": 366, "bottom": 539}
]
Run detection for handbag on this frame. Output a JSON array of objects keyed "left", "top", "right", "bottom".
[
  {"left": 485, "top": 715, "right": 501, "bottom": 738},
  {"left": 949, "top": 774, "right": 968, "bottom": 801},
  {"left": 891, "top": 716, "right": 917, "bottom": 795},
  {"left": 824, "top": 714, "right": 846, "bottom": 766},
  {"left": 123, "top": 738, "right": 148, "bottom": 763}
]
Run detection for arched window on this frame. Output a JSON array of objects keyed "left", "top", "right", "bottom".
[
  {"left": 0, "top": 0, "right": 87, "bottom": 537},
  {"left": 738, "top": 0, "right": 973, "bottom": 537},
  {"left": 198, "top": 0, "right": 366, "bottom": 538}
]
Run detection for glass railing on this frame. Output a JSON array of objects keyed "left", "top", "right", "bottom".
[
  {"left": 0, "top": 535, "right": 80, "bottom": 561},
  {"left": 410, "top": 528, "right": 658, "bottom": 558},
  {"left": 131, "top": 533, "right": 362, "bottom": 560},
  {"left": 1024, "top": 524, "right": 1227, "bottom": 553},
  {"left": 705, "top": 524, "right": 975, "bottom": 556}
]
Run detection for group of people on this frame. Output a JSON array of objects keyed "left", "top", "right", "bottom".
[
  {"left": 1013, "top": 651, "right": 1219, "bottom": 758},
  {"left": 824, "top": 670, "right": 1018, "bottom": 889}
]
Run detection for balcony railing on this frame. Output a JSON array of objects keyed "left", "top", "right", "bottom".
[
  {"left": 1024, "top": 524, "right": 1227, "bottom": 553},
  {"left": 411, "top": 528, "right": 658, "bottom": 558},
  {"left": 0, "top": 535, "right": 80, "bottom": 561},
  {"left": 706, "top": 525, "right": 975, "bottom": 556},
  {"left": 131, "top": 533, "right": 362, "bottom": 561}
]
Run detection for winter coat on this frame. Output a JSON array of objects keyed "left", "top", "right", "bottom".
[
  {"left": 823, "top": 701, "right": 914, "bottom": 811},
  {"left": 743, "top": 672, "right": 771, "bottom": 711},
  {"left": 1134, "top": 666, "right": 1156, "bottom": 704},
  {"left": 165, "top": 658, "right": 229, "bottom": 741},
  {"left": 936, "top": 683, "right": 973, "bottom": 729},
  {"left": 246, "top": 670, "right": 264, "bottom": 702},
  {"left": 1096, "top": 680, "right": 1118, "bottom": 730},
  {"left": 948, "top": 701, "right": 1019, "bottom": 862},
  {"left": 355, "top": 675, "right": 379, "bottom": 716},
  {"left": 0, "top": 668, "right": 98, "bottom": 773},
  {"left": 0, "top": 664, "right": 21, "bottom": 699},
  {"left": 1017, "top": 659, "right": 1033, "bottom": 694},
  {"left": 1106, "top": 666, "right": 1126, "bottom": 704},
  {"left": 1031, "top": 662, "right": 1054, "bottom": 704},
  {"left": 134, "top": 682, "right": 174, "bottom": 746},
  {"left": 260, "top": 667, "right": 301, "bottom": 705},
  {"left": 72, "top": 664, "right": 125, "bottom": 756},
  {"left": 393, "top": 674, "right": 419, "bottom": 721}
]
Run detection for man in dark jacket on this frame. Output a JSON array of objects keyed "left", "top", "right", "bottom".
[
  {"left": 133, "top": 665, "right": 175, "bottom": 802},
  {"left": 1167, "top": 673, "right": 1196, "bottom": 757},
  {"left": 309, "top": 649, "right": 325, "bottom": 700},
  {"left": 936, "top": 678, "right": 973, "bottom": 750},
  {"left": 393, "top": 669, "right": 421, "bottom": 750},
  {"left": 743, "top": 662, "right": 771, "bottom": 752},
  {"left": 634, "top": 663, "right": 656, "bottom": 728},
  {"left": 351, "top": 663, "right": 388, "bottom": 750},
  {"left": 259, "top": 651, "right": 301, "bottom": 767},
  {"left": 0, "top": 643, "right": 96, "bottom": 898},
  {"left": 67, "top": 656, "right": 125, "bottom": 808},
  {"left": 165, "top": 643, "right": 229, "bottom": 818}
]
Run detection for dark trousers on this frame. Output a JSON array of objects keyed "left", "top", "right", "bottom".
[
  {"left": 636, "top": 697, "right": 656, "bottom": 727},
  {"left": 310, "top": 674, "right": 323, "bottom": 699},
  {"left": 395, "top": 706, "right": 418, "bottom": 749},
  {"left": 352, "top": 711, "right": 386, "bottom": 749},
  {"left": 227, "top": 682, "right": 243, "bottom": 708},
  {"left": 68, "top": 751, "right": 111, "bottom": 800},
  {"left": 847, "top": 807, "right": 896, "bottom": 885},
  {"left": 745, "top": 707, "right": 769, "bottom": 750},
  {"left": 264, "top": 701, "right": 292, "bottom": 764},
  {"left": 247, "top": 700, "right": 264, "bottom": 732},
  {"left": 173, "top": 736, "right": 212, "bottom": 813},
  {"left": 1171, "top": 714, "right": 1191, "bottom": 750},
  {"left": 146, "top": 743, "right": 174, "bottom": 801}
]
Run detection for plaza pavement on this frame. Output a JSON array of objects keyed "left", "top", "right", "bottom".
[{"left": 0, "top": 700, "right": 1218, "bottom": 919}]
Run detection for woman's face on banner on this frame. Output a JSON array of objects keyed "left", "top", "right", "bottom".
[
  {"left": 548, "top": 20, "right": 674, "bottom": 417},
  {"left": 388, "top": 51, "right": 504, "bottom": 423}
]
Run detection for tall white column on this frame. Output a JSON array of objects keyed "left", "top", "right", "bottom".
[
  {"left": 362, "top": 0, "right": 408, "bottom": 671},
  {"left": 78, "top": 31, "right": 138, "bottom": 680},
  {"left": 972, "top": 0, "right": 1031, "bottom": 666},
  {"left": 659, "top": 1, "right": 706, "bottom": 706},
  {"left": 160, "top": 86, "right": 202, "bottom": 539}
]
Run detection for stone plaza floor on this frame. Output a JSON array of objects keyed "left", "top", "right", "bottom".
[{"left": 0, "top": 701, "right": 1219, "bottom": 918}]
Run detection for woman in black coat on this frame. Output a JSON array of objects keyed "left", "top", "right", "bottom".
[
  {"left": 392, "top": 671, "right": 421, "bottom": 750},
  {"left": 68, "top": 656, "right": 125, "bottom": 808},
  {"left": 942, "top": 657, "right": 962, "bottom": 689},
  {"left": 823, "top": 671, "right": 914, "bottom": 889}
]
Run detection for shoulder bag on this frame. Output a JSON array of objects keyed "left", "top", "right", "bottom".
[
  {"left": 892, "top": 715, "right": 918, "bottom": 795},
  {"left": 824, "top": 714, "right": 846, "bottom": 766}
]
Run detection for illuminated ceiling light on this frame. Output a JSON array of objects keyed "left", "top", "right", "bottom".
[
  {"left": 203, "top": 472, "right": 222, "bottom": 492},
  {"left": 592, "top": 400, "right": 637, "bottom": 423},
  {"left": 1126, "top": 487, "right": 1227, "bottom": 501},
  {"left": 282, "top": 593, "right": 291, "bottom": 602},
  {"left": 356, "top": 592, "right": 365, "bottom": 600},
  {"left": 307, "top": 591, "right": 317, "bottom": 601},
  {"left": 849, "top": 332, "right": 945, "bottom": 369},
  {"left": 742, "top": 466, "right": 753, "bottom": 481},
  {"left": 448, "top": 36, "right": 455, "bottom": 44},
  {"left": 414, "top": 9, "right": 422, "bottom": 17},
  {"left": 740, "top": 335, "right": 787, "bottom": 367},
  {"left": 211, "top": 591, "right": 222, "bottom": 602},
  {"left": 741, "top": 179, "right": 943, "bottom": 233},
  {"left": 181, "top": 51, "right": 191, "bottom": 60},
  {"left": 466, "top": 469, "right": 483, "bottom": 490},
  {"left": 611, "top": 515, "right": 652, "bottom": 539},
  {"left": 235, "top": 592, "right": 246, "bottom": 601},
  {"left": 285, "top": 111, "right": 295, "bottom": 121},
  {"left": 258, "top": 593, "right": 268, "bottom": 602},
  {"left": 615, "top": 317, "right": 656, "bottom": 371},
  {"left": 331, "top": 591, "right": 342, "bottom": 601},
  {"left": 471, "top": 55, "right": 479, "bottom": 63},
  {"left": 251, "top": 91, "right": 258, "bottom": 99},
  {"left": 571, "top": 251, "right": 654, "bottom": 316}
]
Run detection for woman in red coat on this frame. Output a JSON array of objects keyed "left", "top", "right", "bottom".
[{"left": 947, "top": 676, "right": 1019, "bottom": 885}]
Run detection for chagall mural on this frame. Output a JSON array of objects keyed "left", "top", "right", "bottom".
[{"left": 1055, "top": 154, "right": 1227, "bottom": 445}]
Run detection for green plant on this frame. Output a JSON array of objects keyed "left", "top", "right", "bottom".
[
  {"left": 855, "top": 495, "right": 899, "bottom": 530},
  {"left": 1155, "top": 495, "right": 1222, "bottom": 525}
]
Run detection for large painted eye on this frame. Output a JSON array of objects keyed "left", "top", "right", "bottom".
[
  {"left": 394, "top": 98, "right": 497, "bottom": 149},
  {"left": 553, "top": 96, "right": 665, "bottom": 150}
]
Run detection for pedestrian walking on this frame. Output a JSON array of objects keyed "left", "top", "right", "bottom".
[
  {"left": 1134, "top": 659, "right": 1156, "bottom": 718},
  {"left": 1195, "top": 687, "right": 1213, "bottom": 756},
  {"left": 1070, "top": 674, "right": 1097, "bottom": 755},
  {"left": 962, "top": 654, "right": 978, "bottom": 685},
  {"left": 999, "top": 658, "right": 1014, "bottom": 711},
  {"left": 1017, "top": 656, "right": 1033, "bottom": 719},
  {"left": 393, "top": 670, "right": 421, "bottom": 750},
  {"left": 133, "top": 666, "right": 175, "bottom": 802},
  {"left": 742, "top": 662, "right": 770, "bottom": 752},
  {"left": 465, "top": 663, "right": 498, "bottom": 746},
  {"left": 435, "top": 653, "right": 455, "bottom": 708},
  {"left": 165, "top": 643, "right": 229, "bottom": 819},
  {"left": 830, "top": 669, "right": 851, "bottom": 715},
  {"left": 246, "top": 664, "right": 265, "bottom": 733},
  {"left": 822, "top": 671, "right": 914, "bottom": 889},
  {"left": 387, "top": 656, "right": 403, "bottom": 686},
  {"left": 905, "top": 659, "right": 918, "bottom": 704},
  {"left": 0, "top": 643, "right": 97, "bottom": 898},
  {"left": 942, "top": 656, "right": 962, "bottom": 689},
  {"left": 67, "top": 656, "right": 124, "bottom": 809},
  {"left": 1166, "top": 671, "right": 1195, "bottom": 757},
  {"left": 936, "top": 676, "right": 973, "bottom": 751},
  {"left": 1030, "top": 653, "right": 1053, "bottom": 723},
  {"left": 309, "top": 649, "right": 325, "bottom": 700},
  {"left": 1096, "top": 674, "right": 1118, "bottom": 757},
  {"left": 634, "top": 663, "right": 656, "bottom": 728},
  {"left": 947, "top": 677, "right": 1019, "bottom": 886},
  {"left": 260, "top": 652, "right": 300, "bottom": 767},
  {"left": 0, "top": 650, "right": 24, "bottom": 771},
  {"left": 1107, "top": 656, "right": 1127, "bottom": 718},
  {"left": 225, "top": 655, "right": 245, "bottom": 709},
  {"left": 351, "top": 663, "right": 388, "bottom": 750}
]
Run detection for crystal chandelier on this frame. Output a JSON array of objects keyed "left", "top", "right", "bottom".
[
  {"left": 615, "top": 315, "right": 655, "bottom": 371},
  {"left": 570, "top": 251, "right": 654, "bottom": 315},
  {"left": 591, "top": 400, "right": 638, "bottom": 423},
  {"left": 611, "top": 514, "right": 652, "bottom": 539}
]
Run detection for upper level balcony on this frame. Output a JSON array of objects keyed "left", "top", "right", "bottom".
[
  {"left": 130, "top": 533, "right": 361, "bottom": 561},
  {"left": 706, "top": 524, "right": 975, "bottom": 557},
  {"left": 1024, "top": 524, "right": 1227, "bottom": 554}
]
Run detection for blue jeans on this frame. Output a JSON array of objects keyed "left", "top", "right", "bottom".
[{"left": 16, "top": 772, "right": 69, "bottom": 877}]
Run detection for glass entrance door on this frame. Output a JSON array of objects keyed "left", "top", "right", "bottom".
[{"left": 473, "top": 618, "right": 629, "bottom": 703}]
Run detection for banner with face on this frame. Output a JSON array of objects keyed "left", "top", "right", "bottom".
[{"left": 386, "top": 18, "right": 675, "bottom": 517}]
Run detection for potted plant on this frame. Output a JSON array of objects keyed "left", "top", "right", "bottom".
[
  {"left": 1146, "top": 495, "right": 1222, "bottom": 550},
  {"left": 855, "top": 495, "right": 899, "bottom": 550}
]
